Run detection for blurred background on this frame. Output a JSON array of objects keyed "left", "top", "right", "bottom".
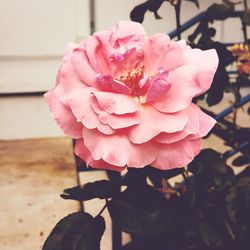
[{"left": 0, "top": 1, "right": 249, "bottom": 250}]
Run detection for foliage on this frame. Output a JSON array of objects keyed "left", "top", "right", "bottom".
[{"left": 43, "top": 150, "right": 250, "bottom": 249}]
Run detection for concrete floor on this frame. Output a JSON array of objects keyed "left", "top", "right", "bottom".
[{"left": 0, "top": 91, "right": 249, "bottom": 250}]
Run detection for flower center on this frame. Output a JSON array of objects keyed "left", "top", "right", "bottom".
[{"left": 117, "top": 67, "right": 145, "bottom": 96}]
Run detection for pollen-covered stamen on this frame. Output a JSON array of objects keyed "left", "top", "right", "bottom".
[{"left": 117, "top": 67, "right": 145, "bottom": 96}]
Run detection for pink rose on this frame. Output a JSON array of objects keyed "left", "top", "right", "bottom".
[{"left": 45, "top": 21, "right": 218, "bottom": 172}]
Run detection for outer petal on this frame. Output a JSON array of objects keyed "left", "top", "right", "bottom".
[
  {"left": 63, "top": 87, "right": 115, "bottom": 135},
  {"left": 155, "top": 104, "right": 200, "bottom": 144},
  {"left": 189, "top": 104, "right": 216, "bottom": 139},
  {"left": 152, "top": 138, "right": 202, "bottom": 170},
  {"left": 83, "top": 128, "right": 131, "bottom": 166},
  {"left": 115, "top": 21, "right": 146, "bottom": 39},
  {"left": 152, "top": 65, "right": 201, "bottom": 113},
  {"left": 183, "top": 48, "right": 219, "bottom": 94},
  {"left": 128, "top": 105, "right": 188, "bottom": 144},
  {"left": 85, "top": 34, "right": 112, "bottom": 74},
  {"left": 74, "top": 139, "right": 125, "bottom": 172},
  {"left": 144, "top": 34, "right": 184, "bottom": 75},
  {"left": 90, "top": 94, "right": 142, "bottom": 129},
  {"left": 71, "top": 48, "right": 98, "bottom": 87},
  {"left": 44, "top": 84, "right": 82, "bottom": 138},
  {"left": 127, "top": 142, "right": 158, "bottom": 168},
  {"left": 83, "top": 128, "right": 158, "bottom": 168},
  {"left": 91, "top": 91, "right": 139, "bottom": 114}
]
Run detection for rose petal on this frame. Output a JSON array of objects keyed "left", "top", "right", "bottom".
[
  {"left": 44, "top": 84, "right": 82, "bottom": 138},
  {"left": 115, "top": 21, "right": 146, "bottom": 39},
  {"left": 83, "top": 128, "right": 158, "bottom": 168},
  {"left": 146, "top": 71, "right": 171, "bottom": 103},
  {"left": 183, "top": 48, "right": 219, "bottom": 94},
  {"left": 96, "top": 73, "right": 131, "bottom": 94},
  {"left": 71, "top": 48, "right": 98, "bottom": 87},
  {"left": 189, "top": 104, "right": 216, "bottom": 139},
  {"left": 83, "top": 128, "right": 131, "bottom": 166},
  {"left": 74, "top": 139, "right": 125, "bottom": 172},
  {"left": 65, "top": 88, "right": 115, "bottom": 135},
  {"left": 91, "top": 91, "right": 139, "bottom": 114},
  {"left": 128, "top": 105, "right": 188, "bottom": 143},
  {"left": 90, "top": 94, "right": 142, "bottom": 129},
  {"left": 127, "top": 142, "right": 158, "bottom": 168},
  {"left": 152, "top": 138, "right": 202, "bottom": 170},
  {"left": 152, "top": 65, "right": 201, "bottom": 113},
  {"left": 155, "top": 104, "right": 200, "bottom": 143},
  {"left": 85, "top": 34, "right": 112, "bottom": 73},
  {"left": 144, "top": 34, "right": 184, "bottom": 75}
]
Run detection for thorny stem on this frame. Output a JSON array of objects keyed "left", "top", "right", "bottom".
[
  {"left": 96, "top": 199, "right": 109, "bottom": 218},
  {"left": 174, "top": 0, "right": 182, "bottom": 40}
]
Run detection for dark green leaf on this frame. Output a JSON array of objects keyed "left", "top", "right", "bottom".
[
  {"left": 232, "top": 155, "right": 250, "bottom": 167},
  {"left": 108, "top": 187, "right": 173, "bottom": 235},
  {"left": 207, "top": 3, "right": 234, "bottom": 21},
  {"left": 199, "top": 221, "right": 222, "bottom": 248},
  {"left": 188, "top": 149, "right": 228, "bottom": 175},
  {"left": 43, "top": 212, "right": 105, "bottom": 250},
  {"left": 76, "top": 216, "right": 105, "bottom": 250},
  {"left": 130, "top": 0, "right": 165, "bottom": 23},
  {"left": 237, "top": 177, "right": 250, "bottom": 209},
  {"left": 226, "top": 187, "right": 238, "bottom": 224},
  {"left": 61, "top": 180, "right": 118, "bottom": 201}
]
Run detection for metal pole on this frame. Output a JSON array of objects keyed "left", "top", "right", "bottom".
[{"left": 89, "top": 0, "right": 95, "bottom": 34}]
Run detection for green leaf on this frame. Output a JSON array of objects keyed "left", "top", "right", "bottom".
[
  {"left": 61, "top": 180, "right": 118, "bottom": 201},
  {"left": 43, "top": 212, "right": 105, "bottom": 250},
  {"left": 188, "top": 149, "right": 229, "bottom": 175},
  {"left": 108, "top": 187, "right": 173, "bottom": 235},
  {"left": 207, "top": 3, "right": 234, "bottom": 21},
  {"left": 232, "top": 155, "right": 250, "bottom": 167},
  {"left": 185, "top": 0, "right": 199, "bottom": 8},
  {"left": 199, "top": 221, "right": 222, "bottom": 249},
  {"left": 75, "top": 216, "right": 105, "bottom": 250},
  {"left": 237, "top": 177, "right": 250, "bottom": 210}
]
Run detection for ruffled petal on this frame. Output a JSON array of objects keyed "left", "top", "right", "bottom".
[
  {"left": 83, "top": 128, "right": 131, "bottom": 166},
  {"left": 74, "top": 139, "right": 125, "bottom": 172},
  {"left": 128, "top": 105, "right": 188, "bottom": 143},
  {"left": 90, "top": 94, "right": 142, "bottom": 129},
  {"left": 152, "top": 138, "right": 202, "bottom": 170},
  {"left": 127, "top": 142, "right": 158, "bottom": 168},
  {"left": 144, "top": 34, "right": 184, "bottom": 75},
  {"left": 152, "top": 65, "right": 201, "bottom": 113},
  {"left": 115, "top": 21, "right": 146, "bottom": 39},
  {"left": 183, "top": 48, "right": 219, "bottom": 94},
  {"left": 145, "top": 71, "right": 171, "bottom": 103},
  {"left": 189, "top": 104, "right": 216, "bottom": 139},
  {"left": 44, "top": 84, "right": 82, "bottom": 138},
  {"left": 85, "top": 34, "right": 112, "bottom": 74},
  {"left": 91, "top": 91, "right": 139, "bottom": 114},
  {"left": 83, "top": 128, "right": 159, "bottom": 168},
  {"left": 64, "top": 87, "right": 115, "bottom": 135},
  {"left": 155, "top": 104, "right": 200, "bottom": 143},
  {"left": 71, "top": 48, "right": 98, "bottom": 87}
]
